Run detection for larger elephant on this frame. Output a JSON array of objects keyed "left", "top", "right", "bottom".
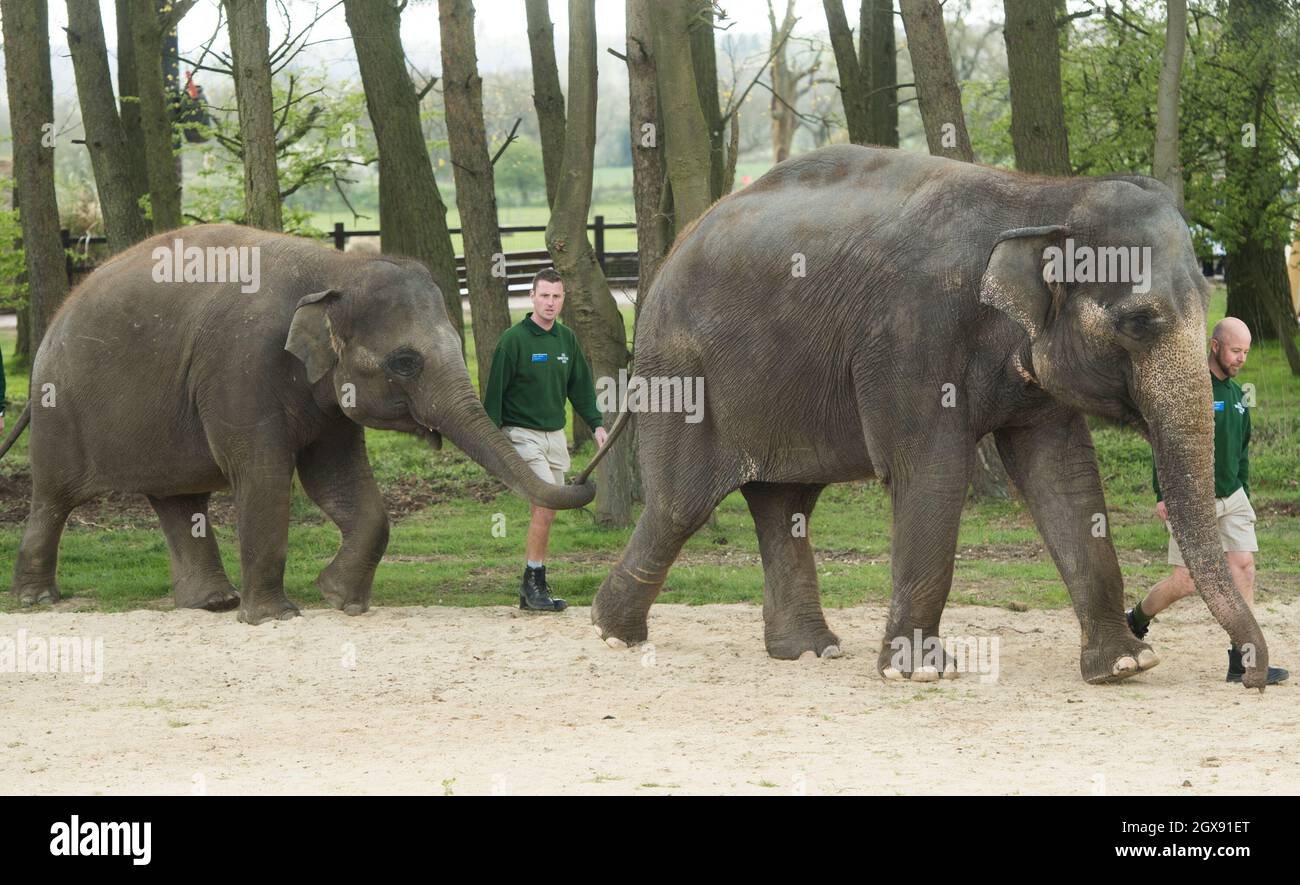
[
  {"left": 591, "top": 144, "right": 1270, "bottom": 688},
  {"left": 2, "top": 224, "right": 594, "bottom": 623}
]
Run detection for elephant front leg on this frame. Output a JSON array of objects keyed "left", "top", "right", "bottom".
[
  {"left": 230, "top": 457, "right": 299, "bottom": 625},
  {"left": 876, "top": 448, "right": 973, "bottom": 682},
  {"left": 296, "top": 423, "right": 390, "bottom": 615},
  {"left": 995, "top": 414, "right": 1159, "bottom": 683},
  {"left": 741, "top": 482, "right": 841, "bottom": 660}
]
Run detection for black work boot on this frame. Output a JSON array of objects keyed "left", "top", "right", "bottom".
[
  {"left": 519, "top": 565, "right": 566, "bottom": 612},
  {"left": 1226, "top": 645, "right": 1289, "bottom": 685}
]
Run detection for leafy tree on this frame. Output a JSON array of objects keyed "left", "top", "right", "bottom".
[{"left": 182, "top": 78, "right": 376, "bottom": 234}]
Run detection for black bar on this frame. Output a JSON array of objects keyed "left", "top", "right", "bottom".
[
  {"left": 594, "top": 214, "right": 606, "bottom": 271},
  {"left": 332, "top": 222, "right": 345, "bottom": 251}
]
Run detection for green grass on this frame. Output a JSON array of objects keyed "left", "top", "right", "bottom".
[{"left": 1, "top": 284, "right": 1297, "bottom": 614}]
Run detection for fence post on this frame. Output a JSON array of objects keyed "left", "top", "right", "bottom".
[
  {"left": 333, "top": 222, "right": 346, "bottom": 251},
  {"left": 61, "top": 228, "right": 73, "bottom": 286},
  {"left": 594, "top": 214, "right": 605, "bottom": 271}
]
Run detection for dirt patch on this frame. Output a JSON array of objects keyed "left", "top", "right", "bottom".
[{"left": 2, "top": 600, "right": 1296, "bottom": 795}]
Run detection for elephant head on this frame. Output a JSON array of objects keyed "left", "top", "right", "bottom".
[
  {"left": 284, "top": 256, "right": 595, "bottom": 511},
  {"left": 978, "top": 177, "right": 1269, "bottom": 688}
]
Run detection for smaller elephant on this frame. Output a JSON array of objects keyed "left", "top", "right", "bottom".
[{"left": 1, "top": 224, "right": 594, "bottom": 622}]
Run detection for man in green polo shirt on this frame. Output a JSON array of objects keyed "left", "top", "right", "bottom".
[
  {"left": 1127, "top": 317, "right": 1288, "bottom": 684},
  {"left": 483, "top": 268, "right": 606, "bottom": 612}
]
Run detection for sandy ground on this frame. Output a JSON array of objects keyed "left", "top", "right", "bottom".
[{"left": 2, "top": 599, "right": 1297, "bottom": 795}]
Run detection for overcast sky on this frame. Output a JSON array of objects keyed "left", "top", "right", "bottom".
[{"left": 19, "top": 0, "right": 1008, "bottom": 111}]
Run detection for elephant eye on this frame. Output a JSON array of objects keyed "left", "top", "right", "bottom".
[
  {"left": 385, "top": 350, "right": 423, "bottom": 378},
  {"left": 1116, "top": 308, "right": 1164, "bottom": 344}
]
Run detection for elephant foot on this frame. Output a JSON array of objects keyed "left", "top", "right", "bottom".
[
  {"left": 237, "top": 592, "right": 301, "bottom": 625},
  {"left": 1081, "top": 631, "right": 1160, "bottom": 684},
  {"left": 13, "top": 582, "right": 60, "bottom": 607},
  {"left": 766, "top": 621, "right": 842, "bottom": 661},
  {"left": 174, "top": 577, "right": 241, "bottom": 613},
  {"left": 316, "top": 570, "right": 370, "bottom": 616},
  {"left": 590, "top": 570, "right": 653, "bottom": 648},
  {"left": 877, "top": 631, "right": 961, "bottom": 682}
]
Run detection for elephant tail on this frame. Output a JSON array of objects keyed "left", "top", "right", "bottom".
[
  {"left": 572, "top": 405, "right": 633, "bottom": 485},
  {"left": 0, "top": 403, "right": 31, "bottom": 460}
]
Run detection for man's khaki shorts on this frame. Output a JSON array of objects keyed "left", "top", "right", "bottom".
[
  {"left": 503, "top": 426, "right": 570, "bottom": 487},
  {"left": 1167, "top": 486, "right": 1258, "bottom": 567}
]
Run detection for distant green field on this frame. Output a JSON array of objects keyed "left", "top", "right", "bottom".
[
  {"left": 2, "top": 285, "right": 1296, "bottom": 616},
  {"left": 299, "top": 161, "right": 779, "bottom": 255}
]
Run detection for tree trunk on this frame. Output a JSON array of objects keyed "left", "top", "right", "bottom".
[
  {"left": 899, "top": 0, "right": 973, "bottom": 162},
  {"left": 8, "top": 170, "right": 31, "bottom": 365},
  {"left": 2, "top": 0, "right": 69, "bottom": 350},
  {"left": 131, "top": 0, "right": 182, "bottom": 230},
  {"left": 654, "top": 0, "right": 714, "bottom": 229},
  {"left": 1222, "top": 0, "right": 1300, "bottom": 373},
  {"left": 223, "top": 0, "right": 283, "bottom": 231},
  {"left": 525, "top": 0, "right": 566, "bottom": 210},
  {"left": 1226, "top": 238, "right": 1300, "bottom": 373},
  {"left": 343, "top": 0, "right": 464, "bottom": 349},
  {"left": 1003, "top": 0, "right": 1071, "bottom": 176},
  {"left": 439, "top": 0, "right": 513, "bottom": 395},
  {"left": 863, "top": 0, "right": 899, "bottom": 147},
  {"left": 65, "top": 0, "right": 148, "bottom": 251},
  {"left": 115, "top": 0, "right": 150, "bottom": 219},
  {"left": 768, "top": 0, "right": 799, "bottom": 163},
  {"left": 1153, "top": 0, "right": 1187, "bottom": 207},
  {"left": 627, "top": 0, "right": 669, "bottom": 309},
  {"left": 690, "top": 1, "right": 726, "bottom": 200},
  {"left": 546, "top": 0, "right": 634, "bottom": 527},
  {"left": 823, "top": 0, "right": 869, "bottom": 144}
]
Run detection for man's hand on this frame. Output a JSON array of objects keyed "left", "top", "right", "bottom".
[
  {"left": 1156, "top": 501, "right": 1168, "bottom": 522},
  {"left": 594, "top": 426, "right": 608, "bottom": 449}
]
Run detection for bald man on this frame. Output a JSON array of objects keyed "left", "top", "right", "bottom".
[{"left": 1128, "top": 317, "right": 1288, "bottom": 684}]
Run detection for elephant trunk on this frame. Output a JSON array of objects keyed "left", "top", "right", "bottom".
[
  {"left": 423, "top": 378, "right": 596, "bottom": 511},
  {"left": 1134, "top": 330, "right": 1268, "bottom": 688}
]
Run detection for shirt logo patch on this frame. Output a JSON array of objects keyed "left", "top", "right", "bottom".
[
  {"left": 558, "top": 353, "right": 569, "bottom": 364},
  {"left": 1235, "top": 401, "right": 1246, "bottom": 414},
  {"left": 531, "top": 353, "right": 548, "bottom": 363},
  {"left": 1213, "top": 400, "right": 1224, "bottom": 412}
]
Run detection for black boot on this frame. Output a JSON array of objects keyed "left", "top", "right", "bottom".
[
  {"left": 519, "top": 565, "right": 566, "bottom": 612},
  {"left": 1226, "top": 646, "right": 1289, "bottom": 685}
]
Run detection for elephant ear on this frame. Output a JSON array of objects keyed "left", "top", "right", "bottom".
[
  {"left": 285, "top": 289, "right": 342, "bottom": 383},
  {"left": 978, "top": 226, "right": 1068, "bottom": 341}
]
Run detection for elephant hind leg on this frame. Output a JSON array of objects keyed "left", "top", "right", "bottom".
[
  {"left": 592, "top": 490, "right": 727, "bottom": 648},
  {"left": 148, "top": 493, "right": 240, "bottom": 612},
  {"left": 295, "top": 422, "right": 389, "bottom": 615},
  {"left": 741, "top": 481, "right": 841, "bottom": 660},
  {"left": 12, "top": 492, "right": 74, "bottom": 606}
]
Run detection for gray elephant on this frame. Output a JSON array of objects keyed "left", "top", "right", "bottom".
[
  {"left": 2, "top": 224, "right": 594, "bottom": 623},
  {"left": 590, "top": 144, "right": 1270, "bottom": 688}
]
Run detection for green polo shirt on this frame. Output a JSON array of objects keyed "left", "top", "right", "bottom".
[
  {"left": 1153, "top": 370, "right": 1250, "bottom": 502},
  {"left": 482, "top": 313, "right": 602, "bottom": 433}
]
